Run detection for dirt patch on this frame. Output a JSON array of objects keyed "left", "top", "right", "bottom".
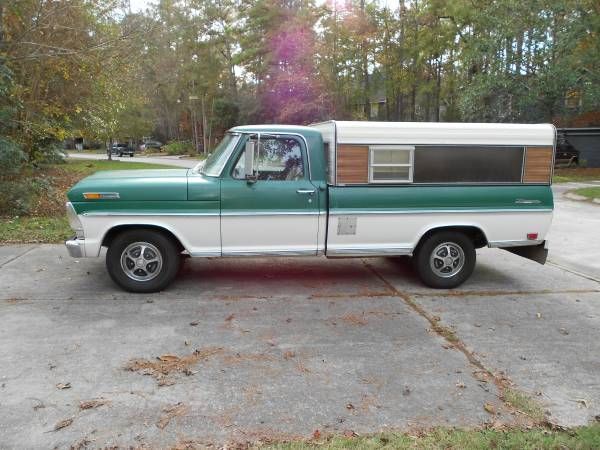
[
  {"left": 341, "top": 313, "right": 368, "bottom": 326},
  {"left": 221, "top": 352, "right": 275, "bottom": 365},
  {"left": 125, "top": 347, "right": 223, "bottom": 385}
]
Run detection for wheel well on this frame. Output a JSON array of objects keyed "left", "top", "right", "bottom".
[
  {"left": 102, "top": 225, "right": 185, "bottom": 252},
  {"left": 416, "top": 226, "right": 488, "bottom": 250}
]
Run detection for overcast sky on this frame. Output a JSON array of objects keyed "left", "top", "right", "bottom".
[{"left": 129, "top": 0, "right": 154, "bottom": 13}]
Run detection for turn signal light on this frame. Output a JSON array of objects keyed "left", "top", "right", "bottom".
[
  {"left": 83, "top": 192, "right": 120, "bottom": 200},
  {"left": 527, "top": 233, "right": 538, "bottom": 240}
]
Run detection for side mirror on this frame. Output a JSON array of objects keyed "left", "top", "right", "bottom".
[{"left": 244, "top": 141, "right": 257, "bottom": 182}]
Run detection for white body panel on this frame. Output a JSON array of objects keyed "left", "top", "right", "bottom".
[
  {"left": 79, "top": 214, "right": 221, "bottom": 257},
  {"left": 326, "top": 210, "right": 553, "bottom": 256},
  {"left": 220, "top": 213, "right": 320, "bottom": 256}
]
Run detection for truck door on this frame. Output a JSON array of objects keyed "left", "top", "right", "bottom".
[{"left": 220, "top": 134, "right": 320, "bottom": 256}]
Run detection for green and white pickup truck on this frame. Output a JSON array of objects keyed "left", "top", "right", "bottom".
[{"left": 65, "top": 121, "right": 555, "bottom": 292}]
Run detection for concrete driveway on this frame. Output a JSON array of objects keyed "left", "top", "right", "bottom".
[{"left": 1, "top": 191, "right": 599, "bottom": 448}]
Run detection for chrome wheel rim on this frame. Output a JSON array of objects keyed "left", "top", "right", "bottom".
[
  {"left": 429, "top": 242, "right": 465, "bottom": 278},
  {"left": 120, "top": 242, "right": 163, "bottom": 282}
]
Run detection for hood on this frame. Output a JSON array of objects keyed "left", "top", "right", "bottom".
[{"left": 67, "top": 169, "right": 190, "bottom": 202}]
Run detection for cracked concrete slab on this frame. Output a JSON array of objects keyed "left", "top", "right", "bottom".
[
  {"left": 0, "top": 244, "right": 37, "bottom": 268},
  {"left": 0, "top": 292, "right": 501, "bottom": 448},
  {"left": 412, "top": 291, "right": 600, "bottom": 427}
]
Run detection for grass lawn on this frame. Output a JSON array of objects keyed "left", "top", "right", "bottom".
[
  {"left": 572, "top": 187, "right": 600, "bottom": 200},
  {"left": 553, "top": 168, "right": 600, "bottom": 183},
  {"left": 0, "top": 159, "right": 176, "bottom": 244},
  {"left": 262, "top": 425, "right": 600, "bottom": 449}
]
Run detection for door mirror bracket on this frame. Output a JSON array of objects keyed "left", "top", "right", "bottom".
[{"left": 244, "top": 140, "right": 256, "bottom": 182}]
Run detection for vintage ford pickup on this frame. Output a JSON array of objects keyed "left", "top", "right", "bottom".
[{"left": 65, "top": 121, "right": 555, "bottom": 292}]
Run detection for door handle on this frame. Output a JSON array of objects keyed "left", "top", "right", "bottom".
[{"left": 296, "top": 189, "right": 315, "bottom": 195}]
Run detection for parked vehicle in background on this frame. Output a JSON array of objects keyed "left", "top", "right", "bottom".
[
  {"left": 554, "top": 133, "right": 579, "bottom": 167},
  {"left": 65, "top": 121, "right": 556, "bottom": 293},
  {"left": 143, "top": 139, "right": 163, "bottom": 150},
  {"left": 111, "top": 143, "right": 135, "bottom": 157}
]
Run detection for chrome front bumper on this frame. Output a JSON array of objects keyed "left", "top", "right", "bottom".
[{"left": 65, "top": 238, "right": 85, "bottom": 258}]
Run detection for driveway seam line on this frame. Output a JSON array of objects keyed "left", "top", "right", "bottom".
[
  {"left": 360, "top": 259, "right": 545, "bottom": 426},
  {"left": 546, "top": 260, "right": 600, "bottom": 284},
  {"left": 0, "top": 246, "right": 38, "bottom": 269},
  {"left": 409, "top": 288, "right": 600, "bottom": 298}
]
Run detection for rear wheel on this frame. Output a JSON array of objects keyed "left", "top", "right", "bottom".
[
  {"left": 414, "top": 231, "right": 475, "bottom": 289},
  {"left": 106, "top": 229, "right": 180, "bottom": 293}
]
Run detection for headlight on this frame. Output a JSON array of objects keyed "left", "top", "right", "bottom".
[{"left": 66, "top": 202, "right": 84, "bottom": 239}]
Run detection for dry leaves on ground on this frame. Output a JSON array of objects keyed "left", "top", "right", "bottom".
[
  {"left": 52, "top": 417, "right": 73, "bottom": 432},
  {"left": 79, "top": 398, "right": 109, "bottom": 410},
  {"left": 125, "top": 347, "right": 223, "bottom": 385},
  {"left": 56, "top": 382, "right": 71, "bottom": 390},
  {"left": 156, "top": 403, "right": 189, "bottom": 429},
  {"left": 484, "top": 402, "right": 497, "bottom": 415}
]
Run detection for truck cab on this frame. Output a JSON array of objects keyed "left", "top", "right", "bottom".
[{"left": 65, "top": 121, "right": 555, "bottom": 293}]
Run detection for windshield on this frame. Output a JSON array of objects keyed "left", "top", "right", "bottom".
[{"left": 195, "top": 133, "right": 240, "bottom": 176}]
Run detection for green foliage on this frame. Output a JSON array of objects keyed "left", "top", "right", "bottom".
[
  {"left": 0, "top": 180, "right": 37, "bottom": 216},
  {"left": 553, "top": 168, "right": 600, "bottom": 182},
  {"left": 163, "top": 141, "right": 195, "bottom": 156},
  {"left": 572, "top": 187, "right": 600, "bottom": 200},
  {"left": 0, "top": 137, "right": 27, "bottom": 176},
  {"left": 0, "top": 216, "right": 71, "bottom": 243},
  {"left": 63, "top": 160, "right": 177, "bottom": 173}
]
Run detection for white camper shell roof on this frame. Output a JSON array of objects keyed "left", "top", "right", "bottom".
[{"left": 310, "top": 120, "right": 556, "bottom": 147}]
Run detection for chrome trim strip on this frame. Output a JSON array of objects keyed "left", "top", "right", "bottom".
[
  {"left": 82, "top": 211, "right": 220, "bottom": 217},
  {"left": 222, "top": 211, "right": 322, "bottom": 217},
  {"left": 82, "top": 210, "right": 326, "bottom": 217},
  {"left": 515, "top": 199, "right": 542, "bottom": 205},
  {"left": 327, "top": 246, "right": 413, "bottom": 257},
  {"left": 222, "top": 249, "right": 318, "bottom": 257},
  {"left": 189, "top": 251, "right": 222, "bottom": 257},
  {"left": 329, "top": 208, "right": 553, "bottom": 215},
  {"left": 488, "top": 239, "right": 544, "bottom": 248}
]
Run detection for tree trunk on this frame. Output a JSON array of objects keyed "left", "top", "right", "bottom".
[
  {"left": 107, "top": 138, "right": 112, "bottom": 161},
  {"left": 201, "top": 95, "right": 208, "bottom": 154}
]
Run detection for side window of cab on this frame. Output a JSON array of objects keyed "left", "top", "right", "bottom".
[{"left": 232, "top": 136, "right": 304, "bottom": 181}]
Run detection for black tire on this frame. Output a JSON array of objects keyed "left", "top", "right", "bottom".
[
  {"left": 129, "top": 153, "right": 134, "bottom": 157},
  {"left": 414, "top": 231, "right": 476, "bottom": 289},
  {"left": 118, "top": 152, "right": 123, "bottom": 157},
  {"left": 106, "top": 229, "right": 181, "bottom": 293}
]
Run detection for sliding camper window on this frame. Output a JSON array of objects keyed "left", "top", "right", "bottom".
[
  {"left": 412, "top": 146, "right": 524, "bottom": 183},
  {"left": 369, "top": 146, "right": 414, "bottom": 183}
]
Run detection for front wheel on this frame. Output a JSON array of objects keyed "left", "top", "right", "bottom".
[
  {"left": 106, "top": 229, "right": 180, "bottom": 293},
  {"left": 414, "top": 231, "right": 476, "bottom": 289}
]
